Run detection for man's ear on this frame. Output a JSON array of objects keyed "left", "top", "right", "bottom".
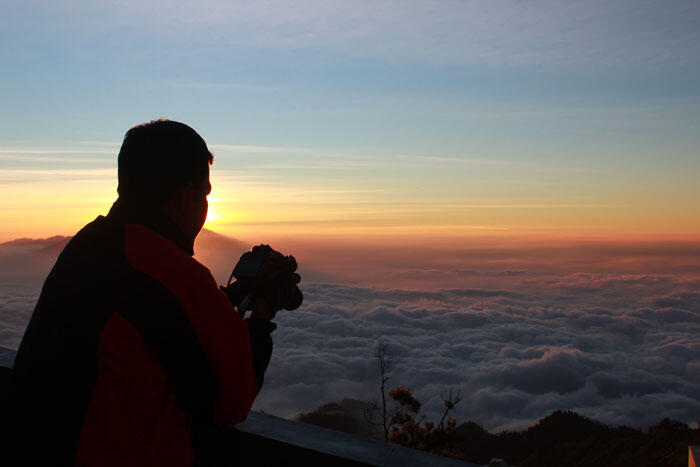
[
  {"left": 180, "top": 182, "right": 199, "bottom": 206},
  {"left": 164, "top": 185, "right": 188, "bottom": 218}
]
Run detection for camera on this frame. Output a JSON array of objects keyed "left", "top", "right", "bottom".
[{"left": 221, "top": 244, "right": 303, "bottom": 318}]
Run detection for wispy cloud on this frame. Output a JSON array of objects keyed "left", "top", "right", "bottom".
[
  {"left": 60, "top": 0, "right": 700, "bottom": 71},
  {"left": 0, "top": 168, "right": 114, "bottom": 183},
  {"left": 0, "top": 155, "right": 111, "bottom": 163},
  {"left": 209, "top": 144, "right": 306, "bottom": 154},
  {"left": 0, "top": 148, "right": 115, "bottom": 156},
  {"left": 159, "top": 81, "right": 281, "bottom": 92}
]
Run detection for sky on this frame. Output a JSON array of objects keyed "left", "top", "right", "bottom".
[{"left": 1, "top": 0, "right": 699, "bottom": 242}]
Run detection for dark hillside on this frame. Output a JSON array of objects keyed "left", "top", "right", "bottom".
[
  {"left": 297, "top": 399, "right": 377, "bottom": 439},
  {"left": 454, "top": 410, "right": 699, "bottom": 466},
  {"left": 298, "top": 403, "right": 700, "bottom": 466}
]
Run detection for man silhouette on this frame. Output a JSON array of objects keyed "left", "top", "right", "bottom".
[{"left": 13, "top": 120, "right": 283, "bottom": 466}]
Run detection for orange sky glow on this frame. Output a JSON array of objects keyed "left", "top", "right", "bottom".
[{"left": 1, "top": 163, "right": 699, "bottom": 247}]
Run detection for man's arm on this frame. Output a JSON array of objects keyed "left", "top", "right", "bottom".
[
  {"left": 245, "top": 298, "right": 277, "bottom": 391},
  {"left": 123, "top": 223, "right": 269, "bottom": 425},
  {"left": 192, "top": 274, "right": 272, "bottom": 425}
]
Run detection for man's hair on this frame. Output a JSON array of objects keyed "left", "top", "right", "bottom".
[{"left": 117, "top": 119, "right": 214, "bottom": 207}]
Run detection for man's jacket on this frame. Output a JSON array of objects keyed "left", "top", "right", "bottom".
[{"left": 12, "top": 200, "right": 274, "bottom": 466}]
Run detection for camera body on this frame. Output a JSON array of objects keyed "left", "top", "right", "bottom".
[{"left": 222, "top": 244, "right": 303, "bottom": 318}]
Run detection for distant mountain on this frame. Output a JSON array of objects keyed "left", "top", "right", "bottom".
[
  {"left": 0, "top": 228, "right": 328, "bottom": 287},
  {"left": 0, "top": 236, "right": 71, "bottom": 248},
  {"left": 195, "top": 229, "right": 334, "bottom": 284},
  {"left": 194, "top": 229, "right": 250, "bottom": 284},
  {"left": 0, "top": 235, "right": 71, "bottom": 282},
  {"left": 0, "top": 229, "right": 249, "bottom": 284}
]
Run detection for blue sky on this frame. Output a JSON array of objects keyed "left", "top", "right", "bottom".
[
  {"left": 3, "top": 0, "right": 699, "bottom": 146},
  {"left": 1, "top": 0, "right": 699, "bottom": 240}
]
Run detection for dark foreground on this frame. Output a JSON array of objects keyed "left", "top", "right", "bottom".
[{"left": 299, "top": 399, "right": 700, "bottom": 466}]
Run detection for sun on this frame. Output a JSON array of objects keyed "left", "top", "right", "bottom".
[{"left": 204, "top": 201, "right": 222, "bottom": 227}]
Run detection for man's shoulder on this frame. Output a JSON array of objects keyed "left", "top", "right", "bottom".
[
  {"left": 124, "top": 224, "right": 218, "bottom": 295},
  {"left": 48, "top": 216, "right": 119, "bottom": 274},
  {"left": 62, "top": 215, "right": 111, "bottom": 248}
]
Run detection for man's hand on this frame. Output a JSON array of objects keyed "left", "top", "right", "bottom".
[{"left": 250, "top": 297, "right": 276, "bottom": 322}]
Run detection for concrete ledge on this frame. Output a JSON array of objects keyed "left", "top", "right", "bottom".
[
  {"left": 0, "top": 346, "right": 14, "bottom": 405},
  {"left": 0, "top": 346, "right": 15, "bottom": 368},
  {"left": 234, "top": 411, "right": 475, "bottom": 466}
]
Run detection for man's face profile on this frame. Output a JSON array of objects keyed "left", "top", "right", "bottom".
[
  {"left": 166, "top": 164, "right": 211, "bottom": 244},
  {"left": 193, "top": 172, "right": 212, "bottom": 237}
]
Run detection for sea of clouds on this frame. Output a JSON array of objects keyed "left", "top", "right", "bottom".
[
  {"left": 258, "top": 274, "right": 700, "bottom": 431},
  {"left": 2, "top": 233, "right": 699, "bottom": 432}
]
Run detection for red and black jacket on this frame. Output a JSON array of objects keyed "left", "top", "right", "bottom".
[{"left": 12, "top": 200, "right": 274, "bottom": 466}]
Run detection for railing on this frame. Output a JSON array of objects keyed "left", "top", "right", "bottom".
[{"left": 0, "top": 346, "right": 477, "bottom": 466}]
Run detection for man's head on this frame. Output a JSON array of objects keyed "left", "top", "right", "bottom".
[{"left": 117, "top": 119, "right": 213, "bottom": 242}]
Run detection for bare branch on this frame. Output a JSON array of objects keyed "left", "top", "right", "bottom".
[
  {"left": 437, "top": 388, "right": 462, "bottom": 429},
  {"left": 372, "top": 336, "right": 397, "bottom": 441}
]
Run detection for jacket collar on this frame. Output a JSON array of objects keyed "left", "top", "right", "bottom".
[{"left": 106, "top": 198, "right": 194, "bottom": 256}]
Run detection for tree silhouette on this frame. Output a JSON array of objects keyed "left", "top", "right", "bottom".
[
  {"left": 364, "top": 337, "right": 395, "bottom": 441},
  {"left": 387, "top": 386, "right": 464, "bottom": 458}
]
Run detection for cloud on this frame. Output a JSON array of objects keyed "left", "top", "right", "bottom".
[
  {"left": 1, "top": 233, "right": 699, "bottom": 432},
  {"left": 0, "top": 286, "right": 40, "bottom": 350},
  {"left": 250, "top": 274, "right": 700, "bottom": 431},
  {"left": 0, "top": 147, "right": 115, "bottom": 156}
]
